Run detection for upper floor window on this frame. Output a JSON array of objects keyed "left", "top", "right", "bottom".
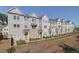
[
  {"left": 6, "top": 32, "right": 8, "bottom": 35},
  {"left": 58, "top": 25, "right": 61, "bottom": 29},
  {"left": 44, "top": 25, "right": 47, "bottom": 28},
  {"left": 31, "top": 25, "right": 37, "bottom": 29},
  {"left": 24, "top": 25, "right": 27, "bottom": 28},
  {"left": 17, "top": 24, "right": 20, "bottom": 28},
  {"left": 14, "top": 15, "right": 20, "bottom": 20},
  {"left": 25, "top": 17, "right": 28, "bottom": 21},
  {"left": 32, "top": 18, "right": 36, "bottom": 22},
  {"left": 44, "top": 32, "right": 47, "bottom": 36},
  {"left": 14, "top": 24, "right": 16, "bottom": 27},
  {"left": 4, "top": 29, "right": 6, "bottom": 31},
  {"left": 52, "top": 27, "right": 53, "bottom": 28},
  {"left": 13, "top": 24, "right": 20, "bottom": 28},
  {"left": 14, "top": 16, "right": 16, "bottom": 20},
  {"left": 27, "top": 16, "right": 29, "bottom": 19},
  {"left": 17, "top": 16, "right": 20, "bottom": 20}
]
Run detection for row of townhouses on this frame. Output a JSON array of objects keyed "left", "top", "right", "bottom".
[{"left": 2, "top": 7, "right": 74, "bottom": 44}]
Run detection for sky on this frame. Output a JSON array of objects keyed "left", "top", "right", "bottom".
[{"left": 0, "top": 6, "right": 79, "bottom": 26}]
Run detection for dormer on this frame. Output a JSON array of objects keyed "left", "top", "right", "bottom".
[
  {"left": 30, "top": 12, "right": 38, "bottom": 17},
  {"left": 42, "top": 15, "right": 49, "bottom": 21},
  {"left": 57, "top": 18, "right": 61, "bottom": 22},
  {"left": 67, "top": 20, "right": 72, "bottom": 24}
]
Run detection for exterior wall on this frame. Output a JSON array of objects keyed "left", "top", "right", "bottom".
[
  {"left": 25, "top": 13, "right": 41, "bottom": 39},
  {"left": 23, "top": 16, "right": 30, "bottom": 41},
  {"left": 28, "top": 17, "right": 40, "bottom": 39},
  {"left": 8, "top": 13, "right": 25, "bottom": 41},
  {"left": 62, "top": 21, "right": 66, "bottom": 34},
  {"left": 68, "top": 22, "right": 74, "bottom": 32},
  {"left": 2, "top": 26, "right": 8, "bottom": 38},
  {"left": 6, "top": 7, "right": 75, "bottom": 45},
  {"left": 50, "top": 19, "right": 74, "bottom": 36},
  {"left": 41, "top": 16, "right": 50, "bottom": 37},
  {"left": 66, "top": 23, "right": 69, "bottom": 33},
  {"left": 8, "top": 13, "right": 74, "bottom": 40},
  {"left": 50, "top": 21, "right": 57, "bottom": 36},
  {"left": 57, "top": 19, "right": 62, "bottom": 35}
]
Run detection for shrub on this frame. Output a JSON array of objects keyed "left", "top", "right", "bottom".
[
  {"left": 43, "top": 36, "right": 51, "bottom": 38},
  {"left": 77, "top": 35, "right": 79, "bottom": 39},
  {"left": 60, "top": 43, "right": 79, "bottom": 53},
  {"left": 25, "top": 49, "right": 30, "bottom": 53},
  {"left": 16, "top": 40, "right": 26, "bottom": 45},
  {"left": 74, "top": 48, "right": 79, "bottom": 53},
  {"left": 7, "top": 47, "right": 16, "bottom": 53},
  {"left": 0, "top": 34, "right": 3, "bottom": 41},
  {"left": 30, "top": 38, "right": 40, "bottom": 41}
]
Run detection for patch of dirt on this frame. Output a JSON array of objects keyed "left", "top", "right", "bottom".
[
  {"left": 0, "top": 34, "right": 78, "bottom": 53},
  {"left": 0, "top": 39, "right": 11, "bottom": 53},
  {"left": 15, "top": 34, "right": 78, "bottom": 53}
]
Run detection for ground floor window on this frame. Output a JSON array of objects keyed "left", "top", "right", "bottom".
[
  {"left": 39, "top": 31, "right": 42, "bottom": 35},
  {"left": 24, "top": 32, "right": 28, "bottom": 36}
]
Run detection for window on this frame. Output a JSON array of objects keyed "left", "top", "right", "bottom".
[
  {"left": 17, "top": 16, "right": 20, "bottom": 20},
  {"left": 44, "top": 25, "right": 47, "bottom": 28},
  {"left": 14, "top": 24, "right": 16, "bottom": 27},
  {"left": 24, "top": 32, "right": 28, "bottom": 36},
  {"left": 4, "top": 29, "right": 8, "bottom": 31},
  {"left": 4, "top": 29, "right": 6, "bottom": 31},
  {"left": 32, "top": 25, "right": 37, "bottom": 29},
  {"left": 13, "top": 24, "right": 20, "bottom": 28},
  {"left": 14, "top": 16, "right": 16, "bottom": 20},
  {"left": 39, "top": 32, "right": 42, "bottom": 35},
  {"left": 17, "top": 24, "right": 20, "bottom": 28},
  {"left": 32, "top": 18, "right": 36, "bottom": 22},
  {"left": 52, "top": 27, "right": 53, "bottom": 28},
  {"left": 27, "top": 16, "right": 29, "bottom": 19},
  {"left": 25, "top": 16, "right": 29, "bottom": 21},
  {"left": 58, "top": 25, "right": 61, "bottom": 29},
  {"left": 14, "top": 15, "right": 20, "bottom": 20},
  {"left": 44, "top": 32, "right": 47, "bottom": 36},
  {"left": 24, "top": 25, "right": 27, "bottom": 28},
  {"left": 25, "top": 18, "right": 28, "bottom": 21},
  {"left": 6, "top": 33, "right": 8, "bottom": 35},
  {"left": 4, "top": 32, "right": 5, "bottom": 35}
]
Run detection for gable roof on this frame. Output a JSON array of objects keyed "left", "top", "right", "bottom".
[
  {"left": 8, "top": 7, "right": 24, "bottom": 15},
  {"left": 7, "top": 7, "right": 73, "bottom": 25}
]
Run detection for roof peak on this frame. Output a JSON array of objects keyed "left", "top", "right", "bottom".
[{"left": 8, "top": 6, "right": 24, "bottom": 15}]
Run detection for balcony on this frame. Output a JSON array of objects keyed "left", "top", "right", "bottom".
[{"left": 31, "top": 23, "right": 37, "bottom": 29}]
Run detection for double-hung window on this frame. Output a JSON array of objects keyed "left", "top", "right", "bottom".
[
  {"left": 32, "top": 18, "right": 36, "bottom": 22},
  {"left": 44, "top": 25, "right": 47, "bottom": 28},
  {"left": 17, "top": 16, "right": 20, "bottom": 20},
  {"left": 14, "top": 15, "right": 20, "bottom": 20},
  {"left": 14, "top": 24, "right": 16, "bottom": 27},
  {"left": 14, "top": 16, "right": 16, "bottom": 20},
  {"left": 13, "top": 24, "right": 20, "bottom": 28}
]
